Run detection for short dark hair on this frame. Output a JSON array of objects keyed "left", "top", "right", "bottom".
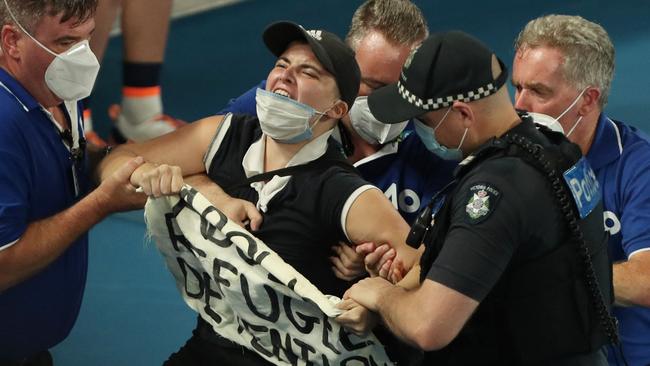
[
  {"left": 1, "top": 0, "right": 98, "bottom": 32},
  {"left": 346, "top": 0, "right": 429, "bottom": 51}
]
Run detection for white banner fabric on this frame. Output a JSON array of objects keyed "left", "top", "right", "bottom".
[{"left": 144, "top": 185, "right": 393, "bottom": 365}]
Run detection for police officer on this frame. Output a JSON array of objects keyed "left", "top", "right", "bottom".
[{"left": 341, "top": 31, "right": 615, "bottom": 365}]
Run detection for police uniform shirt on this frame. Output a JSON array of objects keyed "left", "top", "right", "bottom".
[
  {"left": 424, "top": 127, "right": 567, "bottom": 302},
  {"left": 589, "top": 114, "right": 650, "bottom": 366},
  {"left": 0, "top": 68, "right": 89, "bottom": 360},
  {"left": 426, "top": 120, "right": 607, "bottom": 303},
  {"left": 204, "top": 113, "right": 375, "bottom": 296},
  {"left": 423, "top": 119, "right": 609, "bottom": 365},
  {"left": 217, "top": 80, "right": 457, "bottom": 225}
]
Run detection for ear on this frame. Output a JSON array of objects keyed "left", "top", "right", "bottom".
[
  {"left": 326, "top": 99, "right": 349, "bottom": 120},
  {"left": 1, "top": 25, "right": 21, "bottom": 59},
  {"left": 577, "top": 86, "right": 601, "bottom": 116},
  {"left": 452, "top": 101, "right": 475, "bottom": 128}
]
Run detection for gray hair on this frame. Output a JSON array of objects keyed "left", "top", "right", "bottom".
[
  {"left": 514, "top": 14, "right": 615, "bottom": 107},
  {"left": 346, "top": 0, "right": 429, "bottom": 51},
  {"left": 1, "top": 0, "right": 97, "bottom": 33}
]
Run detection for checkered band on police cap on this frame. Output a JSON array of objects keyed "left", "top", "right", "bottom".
[
  {"left": 368, "top": 31, "right": 508, "bottom": 124},
  {"left": 396, "top": 80, "right": 500, "bottom": 110}
]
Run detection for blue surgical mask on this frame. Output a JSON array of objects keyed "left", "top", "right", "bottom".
[
  {"left": 255, "top": 88, "right": 329, "bottom": 144},
  {"left": 414, "top": 107, "right": 468, "bottom": 161}
]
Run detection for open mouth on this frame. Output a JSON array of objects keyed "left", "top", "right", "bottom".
[{"left": 272, "top": 88, "right": 291, "bottom": 99}]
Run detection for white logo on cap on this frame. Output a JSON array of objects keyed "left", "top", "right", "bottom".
[{"left": 306, "top": 30, "right": 323, "bottom": 41}]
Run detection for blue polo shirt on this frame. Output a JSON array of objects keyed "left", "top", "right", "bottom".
[
  {"left": 352, "top": 131, "right": 456, "bottom": 224},
  {"left": 217, "top": 81, "right": 456, "bottom": 224},
  {"left": 587, "top": 114, "right": 650, "bottom": 366},
  {"left": 0, "top": 68, "right": 89, "bottom": 360},
  {"left": 217, "top": 80, "right": 263, "bottom": 117}
]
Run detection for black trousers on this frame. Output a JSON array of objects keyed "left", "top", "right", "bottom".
[
  {"left": 164, "top": 317, "right": 421, "bottom": 366},
  {"left": 163, "top": 317, "right": 273, "bottom": 366},
  {"left": 0, "top": 351, "right": 53, "bottom": 366}
]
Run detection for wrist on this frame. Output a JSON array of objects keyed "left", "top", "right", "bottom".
[
  {"left": 375, "top": 280, "right": 400, "bottom": 312},
  {"left": 130, "top": 162, "right": 156, "bottom": 187},
  {"left": 82, "top": 188, "right": 114, "bottom": 219},
  {"left": 205, "top": 187, "right": 234, "bottom": 208}
]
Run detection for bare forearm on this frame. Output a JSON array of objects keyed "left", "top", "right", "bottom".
[
  {"left": 184, "top": 174, "right": 263, "bottom": 230},
  {"left": 99, "top": 148, "right": 158, "bottom": 190},
  {"left": 97, "top": 145, "right": 138, "bottom": 182},
  {"left": 613, "top": 257, "right": 650, "bottom": 307},
  {"left": 374, "top": 280, "right": 476, "bottom": 351},
  {"left": 185, "top": 174, "right": 228, "bottom": 206},
  {"left": 98, "top": 116, "right": 222, "bottom": 183},
  {"left": 375, "top": 285, "right": 426, "bottom": 348},
  {"left": 0, "top": 190, "right": 110, "bottom": 291}
]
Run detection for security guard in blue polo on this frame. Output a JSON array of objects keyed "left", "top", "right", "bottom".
[{"left": 342, "top": 31, "right": 617, "bottom": 365}]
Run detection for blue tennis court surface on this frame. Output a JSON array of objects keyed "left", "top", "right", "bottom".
[{"left": 51, "top": 1, "right": 650, "bottom": 364}]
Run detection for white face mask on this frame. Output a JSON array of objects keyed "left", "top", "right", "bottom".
[
  {"left": 255, "top": 88, "right": 330, "bottom": 144},
  {"left": 530, "top": 87, "right": 587, "bottom": 137},
  {"left": 349, "top": 96, "right": 408, "bottom": 145},
  {"left": 528, "top": 112, "right": 565, "bottom": 134},
  {"left": 4, "top": 0, "right": 100, "bottom": 101}
]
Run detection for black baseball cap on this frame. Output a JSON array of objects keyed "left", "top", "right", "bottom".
[
  {"left": 368, "top": 31, "right": 508, "bottom": 123},
  {"left": 262, "top": 21, "right": 361, "bottom": 109}
]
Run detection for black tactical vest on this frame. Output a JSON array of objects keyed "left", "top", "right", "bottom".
[{"left": 418, "top": 118, "right": 615, "bottom": 365}]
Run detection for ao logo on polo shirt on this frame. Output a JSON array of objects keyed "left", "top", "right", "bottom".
[
  {"left": 604, "top": 210, "right": 621, "bottom": 235},
  {"left": 384, "top": 183, "right": 420, "bottom": 214}
]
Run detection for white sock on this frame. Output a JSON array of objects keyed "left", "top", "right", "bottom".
[{"left": 120, "top": 94, "right": 163, "bottom": 125}]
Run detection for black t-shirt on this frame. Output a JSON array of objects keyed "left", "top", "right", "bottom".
[{"left": 206, "top": 114, "right": 371, "bottom": 296}]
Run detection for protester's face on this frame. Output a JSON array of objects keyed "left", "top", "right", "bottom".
[
  {"left": 355, "top": 30, "right": 414, "bottom": 97},
  {"left": 11, "top": 12, "right": 95, "bottom": 104},
  {"left": 266, "top": 41, "right": 340, "bottom": 112},
  {"left": 512, "top": 46, "right": 584, "bottom": 131}
]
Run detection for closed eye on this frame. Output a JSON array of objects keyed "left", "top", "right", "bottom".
[
  {"left": 302, "top": 69, "right": 317, "bottom": 78},
  {"left": 362, "top": 79, "right": 386, "bottom": 91}
]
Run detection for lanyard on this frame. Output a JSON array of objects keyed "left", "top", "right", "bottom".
[{"left": 42, "top": 102, "right": 84, "bottom": 197}]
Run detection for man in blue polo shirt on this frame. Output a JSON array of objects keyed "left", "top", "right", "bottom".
[
  {"left": 0, "top": 1, "right": 145, "bottom": 363},
  {"left": 512, "top": 14, "right": 650, "bottom": 366},
  {"left": 218, "top": 0, "right": 456, "bottom": 230}
]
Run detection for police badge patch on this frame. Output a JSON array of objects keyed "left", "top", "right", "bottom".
[{"left": 465, "top": 183, "right": 501, "bottom": 223}]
